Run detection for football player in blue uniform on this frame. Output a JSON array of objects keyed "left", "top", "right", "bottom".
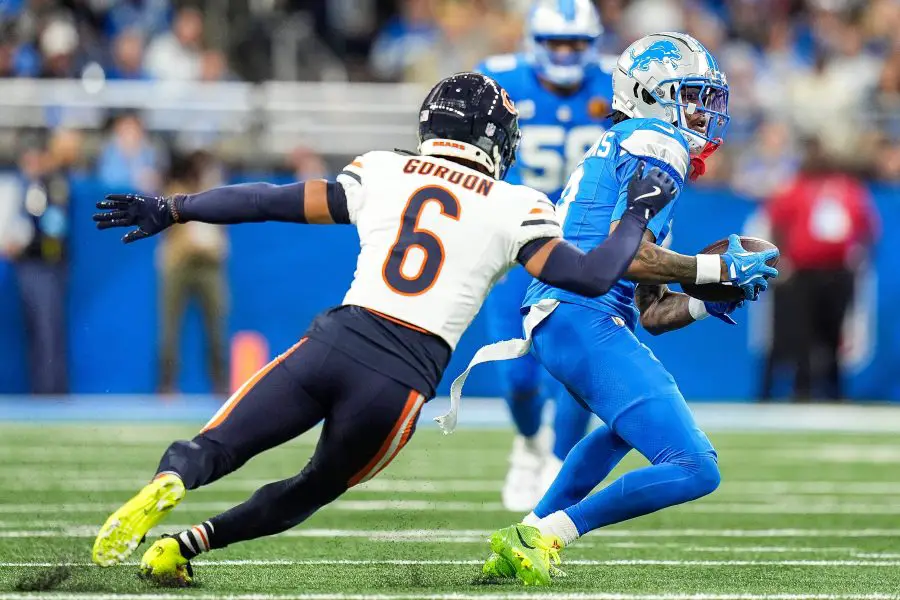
[
  {"left": 477, "top": 0, "right": 614, "bottom": 511},
  {"left": 464, "top": 33, "right": 780, "bottom": 585}
]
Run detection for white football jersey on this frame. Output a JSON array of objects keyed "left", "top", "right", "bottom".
[{"left": 338, "top": 150, "right": 561, "bottom": 349}]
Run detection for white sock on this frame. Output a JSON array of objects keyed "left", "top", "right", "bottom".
[
  {"left": 537, "top": 511, "right": 580, "bottom": 547},
  {"left": 522, "top": 511, "right": 540, "bottom": 526},
  {"left": 522, "top": 435, "right": 542, "bottom": 453}
]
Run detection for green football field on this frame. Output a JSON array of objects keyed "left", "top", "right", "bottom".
[{"left": 1, "top": 423, "right": 899, "bottom": 599}]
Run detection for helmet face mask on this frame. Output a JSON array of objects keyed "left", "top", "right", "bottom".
[
  {"left": 669, "top": 77, "right": 730, "bottom": 150},
  {"left": 417, "top": 73, "right": 521, "bottom": 179},
  {"left": 612, "top": 33, "right": 731, "bottom": 154},
  {"left": 525, "top": 0, "right": 603, "bottom": 87}
]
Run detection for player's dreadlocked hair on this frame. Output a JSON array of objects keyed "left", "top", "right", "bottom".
[{"left": 609, "top": 110, "right": 630, "bottom": 124}]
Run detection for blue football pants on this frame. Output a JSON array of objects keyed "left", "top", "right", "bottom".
[
  {"left": 530, "top": 302, "right": 720, "bottom": 534},
  {"left": 484, "top": 269, "right": 590, "bottom": 457}
]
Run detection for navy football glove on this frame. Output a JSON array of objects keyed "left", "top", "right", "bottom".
[
  {"left": 93, "top": 193, "right": 177, "bottom": 244},
  {"left": 705, "top": 299, "right": 744, "bottom": 325},
  {"left": 625, "top": 161, "right": 677, "bottom": 223},
  {"left": 720, "top": 234, "right": 779, "bottom": 300}
]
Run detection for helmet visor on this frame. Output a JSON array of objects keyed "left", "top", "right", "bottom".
[{"left": 677, "top": 80, "right": 730, "bottom": 142}]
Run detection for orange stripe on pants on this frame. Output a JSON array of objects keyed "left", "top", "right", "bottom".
[
  {"left": 200, "top": 338, "right": 308, "bottom": 433},
  {"left": 348, "top": 390, "right": 423, "bottom": 487}
]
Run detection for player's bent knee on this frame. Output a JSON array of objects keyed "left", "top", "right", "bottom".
[
  {"left": 157, "top": 436, "right": 241, "bottom": 489},
  {"left": 689, "top": 453, "right": 721, "bottom": 498}
]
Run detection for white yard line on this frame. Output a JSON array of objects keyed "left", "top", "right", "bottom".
[
  {"left": 7, "top": 499, "right": 900, "bottom": 515},
  {"left": 2, "top": 558, "right": 900, "bottom": 567},
  {"left": 721, "top": 482, "right": 900, "bottom": 495},
  {"left": 0, "top": 500, "right": 508, "bottom": 514},
  {"left": 0, "top": 478, "right": 502, "bottom": 493},
  {"left": 682, "top": 503, "right": 900, "bottom": 515},
  {"left": 6, "top": 478, "right": 900, "bottom": 496},
  {"left": 604, "top": 542, "right": 859, "bottom": 554},
  {"left": 3, "top": 527, "right": 900, "bottom": 539},
  {"left": 0, "top": 594, "right": 898, "bottom": 600}
]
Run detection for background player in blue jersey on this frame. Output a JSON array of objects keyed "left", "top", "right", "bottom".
[
  {"left": 478, "top": 33, "right": 780, "bottom": 586},
  {"left": 477, "top": 0, "right": 614, "bottom": 512}
]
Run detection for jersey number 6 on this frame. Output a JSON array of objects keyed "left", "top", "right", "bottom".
[{"left": 383, "top": 185, "right": 461, "bottom": 296}]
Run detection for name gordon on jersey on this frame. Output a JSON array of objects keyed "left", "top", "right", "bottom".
[{"left": 403, "top": 155, "right": 495, "bottom": 197}]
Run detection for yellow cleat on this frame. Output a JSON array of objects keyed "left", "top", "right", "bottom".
[
  {"left": 92, "top": 473, "right": 185, "bottom": 567},
  {"left": 487, "top": 524, "right": 564, "bottom": 586},
  {"left": 139, "top": 536, "right": 193, "bottom": 586}
]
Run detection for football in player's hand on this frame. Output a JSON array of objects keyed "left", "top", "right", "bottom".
[{"left": 680, "top": 237, "right": 780, "bottom": 302}]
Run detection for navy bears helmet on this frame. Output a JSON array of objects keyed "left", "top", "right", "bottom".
[{"left": 417, "top": 72, "right": 521, "bottom": 180}]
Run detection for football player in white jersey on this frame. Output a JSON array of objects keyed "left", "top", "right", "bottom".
[{"left": 89, "top": 72, "right": 676, "bottom": 585}]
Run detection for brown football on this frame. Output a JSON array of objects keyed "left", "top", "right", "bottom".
[{"left": 679, "top": 236, "right": 780, "bottom": 302}]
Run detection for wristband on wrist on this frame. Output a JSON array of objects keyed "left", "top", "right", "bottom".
[
  {"left": 695, "top": 253, "right": 721, "bottom": 285},
  {"left": 688, "top": 297, "right": 709, "bottom": 321}
]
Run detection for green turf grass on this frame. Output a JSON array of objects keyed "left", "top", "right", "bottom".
[{"left": 0, "top": 424, "right": 899, "bottom": 599}]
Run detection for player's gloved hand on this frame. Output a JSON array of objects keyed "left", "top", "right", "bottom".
[
  {"left": 689, "top": 137, "right": 722, "bottom": 182},
  {"left": 705, "top": 299, "right": 743, "bottom": 325},
  {"left": 625, "top": 161, "right": 677, "bottom": 223},
  {"left": 720, "top": 234, "right": 779, "bottom": 301},
  {"left": 93, "top": 193, "right": 177, "bottom": 244}
]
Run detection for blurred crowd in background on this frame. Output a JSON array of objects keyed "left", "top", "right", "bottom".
[
  {"left": 2, "top": 0, "right": 900, "bottom": 180},
  {"left": 3, "top": 0, "right": 900, "bottom": 181},
  {"left": 0, "top": 0, "right": 895, "bottom": 400}
]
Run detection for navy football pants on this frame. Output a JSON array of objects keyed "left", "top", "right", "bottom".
[{"left": 156, "top": 336, "right": 425, "bottom": 548}]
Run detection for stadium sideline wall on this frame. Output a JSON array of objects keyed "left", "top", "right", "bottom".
[{"left": 1, "top": 176, "right": 898, "bottom": 402}]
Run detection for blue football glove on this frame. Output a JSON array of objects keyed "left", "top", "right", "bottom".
[
  {"left": 93, "top": 193, "right": 177, "bottom": 244},
  {"left": 720, "top": 234, "right": 779, "bottom": 301},
  {"left": 704, "top": 300, "right": 744, "bottom": 325}
]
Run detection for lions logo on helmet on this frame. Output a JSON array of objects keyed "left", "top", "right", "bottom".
[
  {"left": 612, "top": 32, "right": 730, "bottom": 154},
  {"left": 628, "top": 40, "right": 683, "bottom": 76}
]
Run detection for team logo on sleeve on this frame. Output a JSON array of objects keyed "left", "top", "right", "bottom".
[{"left": 628, "top": 40, "right": 682, "bottom": 75}]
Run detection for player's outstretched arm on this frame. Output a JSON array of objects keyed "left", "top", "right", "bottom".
[
  {"left": 93, "top": 180, "right": 350, "bottom": 244},
  {"left": 520, "top": 163, "right": 676, "bottom": 297},
  {"left": 620, "top": 234, "right": 730, "bottom": 285}
]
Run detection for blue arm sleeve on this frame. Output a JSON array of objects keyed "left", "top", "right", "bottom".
[
  {"left": 522, "top": 210, "right": 648, "bottom": 297},
  {"left": 610, "top": 157, "right": 681, "bottom": 239},
  {"left": 174, "top": 181, "right": 350, "bottom": 225}
]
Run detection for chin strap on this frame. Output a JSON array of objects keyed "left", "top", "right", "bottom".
[{"left": 689, "top": 138, "right": 723, "bottom": 182}]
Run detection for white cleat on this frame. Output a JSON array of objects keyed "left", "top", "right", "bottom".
[{"left": 501, "top": 435, "right": 543, "bottom": 512}]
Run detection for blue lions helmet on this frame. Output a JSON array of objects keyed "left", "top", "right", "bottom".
[
  {"left": 612, "top": 32, "right": 730, "bottom": 154},
  {"left": 525, "top": 0, "right": 603, "bottom": 88}
]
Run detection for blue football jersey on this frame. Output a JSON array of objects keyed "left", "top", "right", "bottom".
[
  {"left": 477, "top": 53, "right": 613, "bottom": 202},
  {"left": 523, "top": 117, "right": 691, "bottom": 329}
]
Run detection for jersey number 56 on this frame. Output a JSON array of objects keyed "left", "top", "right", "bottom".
[{"left": 518, "top": 125, "right": 605, "bottom": 191}]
